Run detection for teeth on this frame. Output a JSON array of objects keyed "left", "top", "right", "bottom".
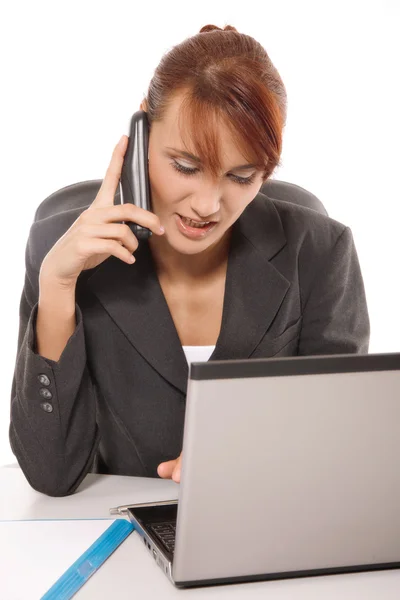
[{"left": 181, "top": 216, "right": 211, "bottom": 228}]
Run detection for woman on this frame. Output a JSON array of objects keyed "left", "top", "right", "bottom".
[{"left": 9, "top": 25, "right": 369, "bottom": 496}]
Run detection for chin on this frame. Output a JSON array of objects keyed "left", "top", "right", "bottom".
[{"left": 168, "top": 237, "right": 214, "bottom": 255}]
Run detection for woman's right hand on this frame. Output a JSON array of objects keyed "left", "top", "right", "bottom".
[{"left": 39, "top": 135, "right": 165, "bottom": 290}]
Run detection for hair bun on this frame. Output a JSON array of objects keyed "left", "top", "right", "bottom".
[{"left": 199, "top": 24, "right": 238, "bottom": 34}]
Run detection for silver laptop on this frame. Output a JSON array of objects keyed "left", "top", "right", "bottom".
[{"left": 126, "top": 352, "right": 400, "bottom": 588}]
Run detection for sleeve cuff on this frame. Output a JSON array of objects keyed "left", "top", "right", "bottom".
[{"left": 26, "top": 301, "right": 84, "bottom": 368}]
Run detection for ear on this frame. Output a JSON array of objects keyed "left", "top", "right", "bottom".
[{"left": 140, "top": 99, "right": 148, "bottom": 112}]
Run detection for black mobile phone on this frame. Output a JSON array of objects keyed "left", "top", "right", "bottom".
[{"left": 119, "top": 110, "right": 152, "bottom": 240}]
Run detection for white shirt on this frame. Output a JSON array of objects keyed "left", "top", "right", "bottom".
[{"left": 182, "top": 345, "right": 215, "bottom": 365}]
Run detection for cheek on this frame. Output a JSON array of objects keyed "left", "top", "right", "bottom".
[
  {"left": 227, "top": 193, "right": 254, "bottom": 220},
  {"left": 148, "top": 161, "right": 199, "bottom": 216},
  {"left": 148, "top": 157, "right": 179, "bottom": 209}
]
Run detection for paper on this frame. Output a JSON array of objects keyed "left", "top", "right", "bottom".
[{"left": 1, "top": 519, "right": 114, "bottom": 600}]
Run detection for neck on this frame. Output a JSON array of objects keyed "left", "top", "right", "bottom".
[{"left": 148, "top": 229, "right": 232, "bottom": 284}]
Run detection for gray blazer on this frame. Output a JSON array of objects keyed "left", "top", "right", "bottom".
[{"left": 9, "top": 191, "right": 370, "bottom": 496}]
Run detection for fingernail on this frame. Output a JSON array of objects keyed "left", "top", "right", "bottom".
[{"left": 159, "top": 225, "right": 165, "bottom": 234}]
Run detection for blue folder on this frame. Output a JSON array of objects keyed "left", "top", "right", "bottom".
[{"left": 41, "top": 519, "right": 134, "bottom": 600}]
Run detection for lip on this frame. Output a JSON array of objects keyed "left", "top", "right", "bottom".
[{"left": 175, "top": 214, "right": 218, "bottom": 239}]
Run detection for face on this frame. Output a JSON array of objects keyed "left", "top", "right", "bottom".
[{"left": 145, "top": 92, "right": 265, "bottom": 256}]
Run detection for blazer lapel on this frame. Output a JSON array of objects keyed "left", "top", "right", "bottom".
[
  {"left": 87, "top": 241, "right": 189, "bottom": 395},
  {"left": 86, "top": 192, "right": 289, "bottom": 393},
  {"left": 211, "top": 193, "right": 290, "bottom": 361}
]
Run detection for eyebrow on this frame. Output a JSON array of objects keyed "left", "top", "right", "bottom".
[{"left": 165, "top": 147, "right": 258, "bottom": 171}]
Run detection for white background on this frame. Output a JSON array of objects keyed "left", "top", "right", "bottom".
[{"left": 1, "top": 0, "right": 399, "bottom": 466}]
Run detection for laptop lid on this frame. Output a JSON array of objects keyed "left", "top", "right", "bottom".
[{"left": 172, "top": 353, "right": 400, "bottom": 586}]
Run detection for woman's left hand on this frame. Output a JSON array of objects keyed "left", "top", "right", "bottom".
[{"left": 157, "top": 452, "right": 182, "bottom": 483}]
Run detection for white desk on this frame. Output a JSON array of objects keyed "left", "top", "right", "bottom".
[{"left": 2, "top": 466, "right": 400, "bottom": 599}]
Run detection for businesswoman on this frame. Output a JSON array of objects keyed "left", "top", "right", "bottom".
[{"left": 10, "top": 24, "right": 369, "bottom": 496}]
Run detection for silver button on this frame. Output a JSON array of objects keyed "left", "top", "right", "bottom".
[
  {"left": 39, "top": 388, "right": 52, "bottom": 400},
  {"left": 40, "top": 402, "right": 53, "bottom": 413},
  {"left": 38, "top": 374, "right": 50, "bottom": 386}
]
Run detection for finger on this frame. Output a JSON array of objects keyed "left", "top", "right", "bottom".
[
  {"left": 77, "top": 237, "right": 136, "bottom": 265},
  {"left": 90, "top": 204, "right": 165, "bottom": 236},
  {"left": 76, "top": 223, "right": 139, "bottom": 254},
  {"left": 157, "top": 459, "right": 177, "bottom": 479},
  {"left": 172, "top": 462, "right": 181, "bottom": 483},
  {"left": 171, "top": 453, "right": 182, "bottom": 483},
  {"left": 93, "top": 135, "right": 129, "bottom": 208}
]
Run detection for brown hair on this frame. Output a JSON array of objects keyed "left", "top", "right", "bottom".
[{"left": 143, "top": 24, "right": 287, "bottom": 182}]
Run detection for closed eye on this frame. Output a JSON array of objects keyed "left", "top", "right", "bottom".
[{"left": 170, "top": 160, "right": 256, "bottom": 186}]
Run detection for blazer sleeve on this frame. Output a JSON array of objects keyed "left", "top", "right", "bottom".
[
  {"left": 9, "top": 235, "right": 100, "bottom": 497},
  {"left": 298, "top": 226, "right": 370, "bottom": 355}
]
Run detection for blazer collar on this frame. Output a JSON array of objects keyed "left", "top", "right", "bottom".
[{"left": 87, "top": 193, "right": 289, "bottom": 395}]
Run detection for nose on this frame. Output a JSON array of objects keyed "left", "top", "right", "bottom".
[{"left": 189, "top": 185, "right": 221, "bottom": 220}]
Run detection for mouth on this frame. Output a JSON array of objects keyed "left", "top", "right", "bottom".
[
  {"left": 175, "top": 214, "right": 218, "bottom": 239},
  {"left": 179, "top": 215, "right": 217, "bottom": 228}
]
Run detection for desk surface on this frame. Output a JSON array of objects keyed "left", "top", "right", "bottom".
[{"left": 2, "top": 466, "right": 400, "bottom": 599}]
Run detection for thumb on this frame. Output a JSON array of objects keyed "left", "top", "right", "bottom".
[{"left": 157, "top": 458, "right": 177, "bottom": 479}]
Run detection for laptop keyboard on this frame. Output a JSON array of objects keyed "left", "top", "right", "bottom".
[{"left": 149, "top": 521, "right": 176, "bottom": 554}]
